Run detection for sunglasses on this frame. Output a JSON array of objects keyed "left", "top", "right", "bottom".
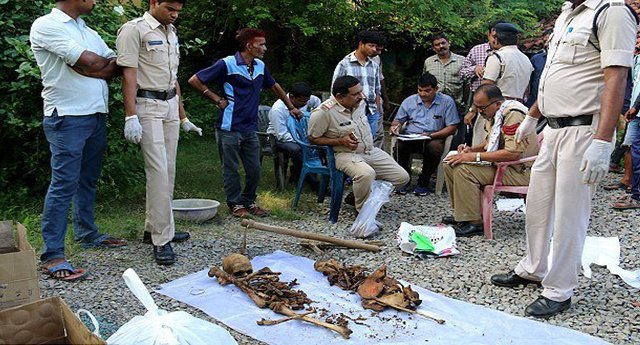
[{"left": 474, "top": 100, "right": 499, "bottom": 112}]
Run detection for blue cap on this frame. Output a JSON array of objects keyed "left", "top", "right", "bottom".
[{"left": 494, "top": 22, "right": 521, "bottom": 34}]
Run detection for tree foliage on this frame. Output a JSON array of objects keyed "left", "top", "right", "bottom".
[
  {"left": 0, "top": 1, "right": 147, "bottom": 203},
  {"left": 0, "top": 0, "right": 562, "bottom": 202}
]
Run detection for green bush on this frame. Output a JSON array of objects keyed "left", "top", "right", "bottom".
[
  {"left": 0, "top": 1, "right": 145, "bottom": 207},
  {"left": 1, "top": 0, "right": 563, "bottom": 208}
]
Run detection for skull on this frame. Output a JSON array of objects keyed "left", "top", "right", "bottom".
[{"left": 222, "top": 253, "right": 253, "bottom": 277}]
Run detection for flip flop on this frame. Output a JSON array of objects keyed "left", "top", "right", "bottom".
[
  {"left": 42, "top": 260, "right": 88, "bottom": 282},
  {"left": 80, "top": 234, "right": 127, "bottom": 249},
  {"left": 603, "top": 182, "right": 631, "bottom": 191},
  {"left": 612, "top": 196, "right": 640, "bottom": 210}
]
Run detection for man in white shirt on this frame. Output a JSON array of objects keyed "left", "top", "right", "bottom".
[
  {"left": 267, "top": 82, "right": 321, "bottom": 186},
  {"left": 30, "top": 0, "right": 125, "bottom": 281}
]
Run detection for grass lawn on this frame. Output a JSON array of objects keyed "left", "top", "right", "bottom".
[{"left": 1, "top": 134, "right": 324, "bottom": 259}]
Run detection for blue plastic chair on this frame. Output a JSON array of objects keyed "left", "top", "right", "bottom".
[{"left": 287, "top": 114, "right": 345, "bottom": 223}]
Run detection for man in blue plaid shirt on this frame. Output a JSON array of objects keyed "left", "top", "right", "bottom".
[{"left": 332, "top": 31, "right": 383, "bottom": 143}]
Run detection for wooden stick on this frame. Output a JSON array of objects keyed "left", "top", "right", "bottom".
[
  {"left": 241, "top": 220, "right": 380, "bottom": 252},
  {"left": 374, "top": 298, "right": 445, "bottom": 324},
  {"left": 300, "top": 239, "right": 385, "bottom": 248}
]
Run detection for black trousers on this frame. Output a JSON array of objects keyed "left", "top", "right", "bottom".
[
  {"left": 395, "top": 138, "right": 444, "bottom": 187},
  {"left": 275, "top": 141, "right": 302, "bottom": 182}
]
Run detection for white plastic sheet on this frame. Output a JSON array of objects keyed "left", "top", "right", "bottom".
[
  {"left": 107, "top": 269, "right": 237, "bottom": 345},
  {"left": 155, "top": 251, "right": 606, "bottom": 345},
  {"left": 581, "top": 236, "right": 640, "bottom": 288}
]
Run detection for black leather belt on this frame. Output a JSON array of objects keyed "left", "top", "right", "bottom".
[
  {"left": 546, "top": 115, "right": 593, "bottom": 129},
  {"left": 137, "top": 88, "right": 176, "bottom": 101},
  {"left": 504, "top": 96, "right": 524, "bottom": 102}
]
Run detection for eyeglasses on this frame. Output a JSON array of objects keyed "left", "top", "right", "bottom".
[{"left": 474, "top": 100, "right": 499, "bottom": 112}]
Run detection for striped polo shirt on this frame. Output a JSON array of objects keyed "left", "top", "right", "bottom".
[{"left": 195, "top": 52, "right": 276, "bottom": 132}]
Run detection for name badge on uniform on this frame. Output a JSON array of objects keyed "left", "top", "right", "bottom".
[
  {"left": 339, "top": 121, "right": 352, "bottom": 126},
  {"left": 434, "top": 115, "right": 442, "bottom": 119},
  {"left": 148, "top": 40, "right": 164, "bottom": 46}
]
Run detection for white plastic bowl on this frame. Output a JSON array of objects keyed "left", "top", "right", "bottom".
[{"left": 172, "top": 199, "right": 220, "bottom": 223}]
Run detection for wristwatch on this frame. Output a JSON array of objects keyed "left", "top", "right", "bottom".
[{"left": 476, "top": 152, "right": 481, "bottom": 162}]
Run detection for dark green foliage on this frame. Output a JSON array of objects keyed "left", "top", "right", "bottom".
[
  {"left": 0, "top": 1, "right": 147, "bottom": 206},
  {"left": 0, "top": 0, "right": 562, "bottom": 206}
]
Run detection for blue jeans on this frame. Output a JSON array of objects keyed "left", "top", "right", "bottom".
[
  {"left": 367, "top": 111, "right": 381, "bottom": 141},
  {"left": 218, "top": 130, "right": 261, "bottom": 207},
  {"left": 41, "top": 112, "right": 107, "bottom": 261},
  {"left": 630, "top": 118, "right": 640, "bottom": 200}
]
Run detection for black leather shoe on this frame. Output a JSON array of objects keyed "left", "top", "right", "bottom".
[
  {"left": 143, "top": 231, "right": 191, "bottom": 244},
  {"left": 490, "top": 270, "right": 542, "bottom": 288},
  {"left": 344, "top": 192, "right": 355, "bottom": 206},
  {"left": 525, "top": 296, "right": 571, "bottom": 318},
  {"left": 441, "top": 216, "right": 458, "bottom": 225},
  {"left": 153, "top": 243, "right": 175, "bottom": 266},
  {"left": 454, "top": 222, "right": 483, "bottom": 237}
]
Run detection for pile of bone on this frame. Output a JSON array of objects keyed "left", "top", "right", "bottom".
[{"left": 314, "top": 259, "right": 422, "bottom": 313}]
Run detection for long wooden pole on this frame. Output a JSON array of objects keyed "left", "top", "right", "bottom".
[{"left": 240, "top": 219, "right": 380, "bottom": 252}]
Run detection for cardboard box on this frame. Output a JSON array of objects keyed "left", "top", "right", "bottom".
[
  {"left": 0, "top": 296, "right": 106, "bottom": 344},
  {"left": 0, "top": 221, "right": 41, "bottom": 310}
]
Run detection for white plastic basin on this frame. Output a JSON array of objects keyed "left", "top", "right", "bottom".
[{"left": 172, "top": 199, "right": 220, "bottom": 223}]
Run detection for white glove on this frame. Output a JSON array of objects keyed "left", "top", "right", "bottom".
[
  {"left": 124, "top": 115, "right": 142, "bottom": 144},
  {"left": 181, "top": 118, "right": 202, "bottom": 136},
  {"left": 515, "top": 115, "right": 537, "bottom": 143},
  {"left": 580, "top": 139, "right": 614, "bottom": 185}
]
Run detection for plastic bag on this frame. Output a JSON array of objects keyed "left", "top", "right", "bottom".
[
  {"left": 396, "top": 222, "right": 460, "bottom": 258},
  {"left": 76, "top": 308, "right": 101, "bottom": 338},
  {"left": 349, "top": 180, "right": 393, "bottom": 238},
  {"left": 107, "top": 268, "right": 237, "bottom": 345}
]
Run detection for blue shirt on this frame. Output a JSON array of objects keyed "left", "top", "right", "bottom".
[
  {"left": 395, "top": 93, "right": 459, "bottom": 134},
  {"left": 526, "top": 51, "right": 546, "bottom": 108},
  {"left": 195, "top": 52, "right": 276, "bottom": 132},
  {"left": 30, "top": 8, "right": 115, "bottom": 116}
]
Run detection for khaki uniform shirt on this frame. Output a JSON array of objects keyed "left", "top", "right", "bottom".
[
  {"left": 308, "top": 97, "right": 374, "bottom": 154},
  {"left": 484, "top": 46, "right": 533, "bottom": 99},
  {"left": 538, "top": 0, "right": 636, "bottom": 118},
  {"left": 484, "top": 102, "right": 539, "bottom": 159},
  {"left": 116, "top": 12, "right": 179, "bottom": 92},
  {"left": 423, "top": 53, "right": 465, "bottom": 106}
]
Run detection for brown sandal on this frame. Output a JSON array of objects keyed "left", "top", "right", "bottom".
[
  {"left": 612, "top": 196, "right": 640, "bottom": 210},
  {"left": 603, "top": 182, "right": 631, "bottom": 191}
]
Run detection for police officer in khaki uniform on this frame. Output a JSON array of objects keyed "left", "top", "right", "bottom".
[
  {"left": 491, "top": 0, "right": 637, "bottom": 317},
  {"left": 443, "top": 85, "right": 538, "bottom": 237},
  {"left": 470, "top": 23, "right": 534, "bottom": 146},
  {"left": 483, "top": 23, "right": 533, "bottom": 101},
  {"left": 308, "top": 76, "right": 409, "bottom": 212},
  {"left": 116, "top": 0, "right": 201, "bottom": 266}
]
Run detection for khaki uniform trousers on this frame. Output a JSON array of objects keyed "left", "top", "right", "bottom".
[
  {"left": 444, "top": 163, "right": 530, "bottom": 222},
  {"left": 515, "top": 125, "right": 594, "bottom": 302},
  {"left": 137, "top": 96, "right": 180, "bottom": 246},
  {"left": 335, "top": 148, "right": 409, "bottom": 211}
]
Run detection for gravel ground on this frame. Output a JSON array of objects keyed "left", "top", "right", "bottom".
[{"left": 40, "top": 173, "right": 639, "bottom": 344}]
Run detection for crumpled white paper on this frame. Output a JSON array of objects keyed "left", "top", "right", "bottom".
[
  {"left": 581, "top": 236, "right": 640, "bottom": 288},
  {"left": 495, "top": 198, "right": 526, "bottom": 212}
]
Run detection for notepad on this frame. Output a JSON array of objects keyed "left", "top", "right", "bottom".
[
  {"left": 443, "top": 150, "right": 493, "bottom": 166},
  {"left": 397, "top": 134, "right": 430, "bottom": 141}
]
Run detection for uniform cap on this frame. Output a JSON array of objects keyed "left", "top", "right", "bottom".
[{"left": 493, "top": 22, "right": 521, "bottom": 34}]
